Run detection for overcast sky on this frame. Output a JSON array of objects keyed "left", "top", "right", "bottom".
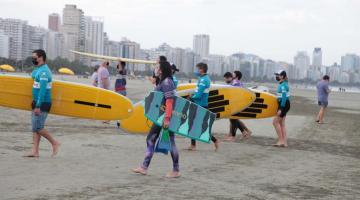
[{"left": 1, "top": 0, "right": 359, "bottom": 65}]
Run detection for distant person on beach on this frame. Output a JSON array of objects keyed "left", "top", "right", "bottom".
[
  {"left": 223, "top": 71, "right": 252, "bottom": 141},
  {"left": 98, "top": 61, "right": 111, "bottom": 124},
  {"left": 316, "top": 75, "right": 331, "bottom": 124},
  {"left": 115, "top": 61, "right": 127, "bottom": 96},
  {"left": 188, "top": 63, "right": 219, "bottom": 151},
  {"left": 170, "top": 63, "right": 179, "bottom": 88},
  {"left": 25, "top": 49, "right": 60, "bottom": 157},
  {"left": 132, "top": 61, "right": 180, "bottom": 178},
  {"left": 98, "top": 61, "right": 110, "bottom": 90},
  {"left": 91, "top": 65, "right": 99, "bottom": 87},
  {"left": 272, "top": 70, "right": 290, "bottom": 147}
]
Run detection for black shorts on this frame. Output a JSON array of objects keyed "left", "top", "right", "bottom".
[{"left": 278, "top": 100, "right": 290, "bottom": 118}]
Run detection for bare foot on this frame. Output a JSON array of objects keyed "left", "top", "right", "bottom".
[
  {"left": 240, "top": 132, "right": 248, "bottom": 140},
  {"left": 131, "top": 167, "right": 147, "bottom": 175},
  {"left": 166, "top": 171, "right": 181, "bottom": 178},
  {"left": 187, "top": 145, "right": 196, "bottom": 151},
  {"left": 245, "top": 130, "right": 252, "bottom": 138},
  {"left": 23, "top": 153, "right": 39, "bottom": 158},
  {"left": 52, "top": 141, "right": 61, "bottom": 157},
  {"left": 214, "top": 140, "right": 220, "bottom": 151},
  {"left": 223, "top": 136, "right": 235, "bottom": 142}
]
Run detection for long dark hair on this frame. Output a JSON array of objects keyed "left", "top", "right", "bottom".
[{"left": 159, "top": 61, "right": 173, "bottom": 82}]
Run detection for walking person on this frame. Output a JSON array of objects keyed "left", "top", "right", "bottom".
[
  {"left": 132, "top": 61, "right": 180, "bottom": 178},
  {"left": 316, "top": 75, "right": 331, "bottom": 124},
  {"left": 187, "top": 63, "right": 219, "bottom": 151},
  {"left": 25, "top": 49, "right": 60, "bottom": 157},
  {"left": 223, "top": 71, "right": 252, "bottom": 141},
  {"left": 272, "top": 70, "right": 290, "bottom": 147}
]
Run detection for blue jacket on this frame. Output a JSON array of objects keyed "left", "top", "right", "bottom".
[
  {"left": 277, "top": 80, "right": 290, "bottom": 108},
  {"left": 172, "top": 75, "right": 178, "bottom": 88},
  {"left": 31, "top": 64, "right": 52, "bottom": 107},
  {"left": 191, "top": 74, "right": 210, "bottom": 107}
]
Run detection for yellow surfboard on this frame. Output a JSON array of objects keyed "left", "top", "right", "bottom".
[
  {"left": 229, "top": 89, "right": 278, "bottom": 119},
  {"left": 120, "top": 101, "right": 152, "bottom": 134},
  {"left": 178, "top": 83, "right": 278, "bottom": 119},
  {"left": 0, "top": 75, "right": 133, "bottom": 120},
  {"left": 119, "top": 85, "right": 256, "bottom": 134}
]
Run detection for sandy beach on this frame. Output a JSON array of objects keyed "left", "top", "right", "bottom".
[{"left": 0, "top": 76, "right": 359, "bottom": 200}]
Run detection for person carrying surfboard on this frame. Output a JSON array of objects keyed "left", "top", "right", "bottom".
[
  {"left": 170, "top": 63, "right": 179, "bottom": 87},
  {"left": 132, "top": 61, "right": 180, "bottom": 178},
  {"left": 150, "top": 56, "right": 167, "bottom": 86},
  {"left": 272, "top": 70, "right": 290, "bottom": 147},
  {"left": 188, "top": 63, "right": 219, "bottom": 151},
  {"left": 25, "top": 49, "right": 60, "bottom": 157},
  {"left": 223, "top": 71, "right": 252, "bottom": 141},
  {"left": 115, "top": 61, "right": 127, "bottom": 96}
]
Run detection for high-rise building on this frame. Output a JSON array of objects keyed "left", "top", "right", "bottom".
[
  {"left": 168, "top": 47, "right": 185, "bottom": 71},
  {"left": 29, "top": 26, "right": 47, "bottom": 53},
  {"left": 341, "top": 53, "right": 360, "bottom": 72},
  {"left": 294, "top": 51, "right": 310, "bottom": 79},
  {"left": 193, "top": 34, "right": 209, "bottom": 58},
  {"left": 45, "top": 31, "right": 64, "bottom": 60},
  {"left": 202, "top": 54, "right": 224, "bottom": 76},
  {"left": 0, "top": 18, "right": 30, "bottom": 60},
  {"left": 84, "top": 16, "right": 104, "bottom": 55},
  {"left": 120, "top": 39, "right": 140, "bottom": 73},
  {"left": 312, "top": 47, "right": 322, "bottom": 69},
  {"left": 61, "top": 4, "right": 85, "bottom": 61},
  {"left": 0, "top": 30, "right": 10, "bottom": 58},
  {"left": 48, "top": 13, "right": 61, "bottom": 32},
  {"left": 264, "top": 60, "right": 277, "bottom": 80},
  {"left": 183, "top": 49, "right": 197, "bottom": 75}
]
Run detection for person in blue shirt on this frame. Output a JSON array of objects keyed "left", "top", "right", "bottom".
[
  {"left": 170, "top": 63, "right": 179, "bottom": 87},
  {"left": 188, "top": 63, "right": 219, "bottom": 151},
  {"left": 316, "top": 75, "right": 331, "bottom": 124},
  {"left": 25, "top": 49, "right": 60, "bottom": 157},
  {"left": 272, "top": 70, "right": 290, "bottom": 148}
]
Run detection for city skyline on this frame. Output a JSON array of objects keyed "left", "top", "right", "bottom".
[
  {"left": 1, "top": 3, "right": 360, "bottom": 84},
  {"left": 1, "top": 0, "right": 359, "bottom": 65}
]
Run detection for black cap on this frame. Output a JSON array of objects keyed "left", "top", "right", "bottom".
[
  {"left": 275, "top": 70, "right": 287, "bottom": 77},
  {"left": 170, "top": 63, "right": 179, "bottom": 72}
]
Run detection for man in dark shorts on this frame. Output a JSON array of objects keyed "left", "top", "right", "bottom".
[{"left": 316, "top": 75, "right": 331, "bottom": 124}]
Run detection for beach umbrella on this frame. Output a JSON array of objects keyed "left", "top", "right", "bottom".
[
  {"left": 0, "top": 64, "right": 15, "bottom": 72},
  {"left": 58, "top": 67, "right": 75, "bottom": 75}
]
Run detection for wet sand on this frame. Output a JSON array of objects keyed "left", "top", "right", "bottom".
[{"left": 0, "top": 76, "right": 359, "bottom": 200}]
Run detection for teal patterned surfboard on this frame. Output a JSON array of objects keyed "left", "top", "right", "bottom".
[{"left": 144, "top": 91, "right": 216, "bottom": 143}]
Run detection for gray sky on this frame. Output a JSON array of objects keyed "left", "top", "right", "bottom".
[{"left": 1, "top": 0, "right": 359, "bottom": 65}]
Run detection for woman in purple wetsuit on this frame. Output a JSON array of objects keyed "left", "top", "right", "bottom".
[{"left": 132, "top": 61, "right": 180, "bottom": 178}]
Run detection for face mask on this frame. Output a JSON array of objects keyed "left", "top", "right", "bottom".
[
  {"left": 275, "top": 76, "right": 281, "bottom": 81},
  {"left": 225, "top": 80, "right": 232, "bottom": 84},
  {"left": 194, "top": 72, "right": 201, "bottom": 77},
  {"left": 32, "top": 57, "right": 39, "bottom": 66}
]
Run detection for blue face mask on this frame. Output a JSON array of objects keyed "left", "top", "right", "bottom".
[{"left": 194, "top": 71, "right": 201, "bottom": 77}]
